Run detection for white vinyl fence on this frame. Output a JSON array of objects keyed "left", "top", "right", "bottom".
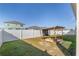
[
  {"left": 22, "top": 29, "right": 42, "bottom": 39},
  {"left": 0, "top": 29, "right": 2, "bottom": 47},
  {"left": 2, "top": 29, "right": 21, "bottom": 42},
  {"left": 0, "top": 29, "right": 75, "bottom": 47},
  {"left": 0, "top": 29, "right": 43, "bottom": 43}
]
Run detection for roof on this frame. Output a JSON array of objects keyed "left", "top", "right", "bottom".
[
  {"left": 4, "top": 21, "right": 25, "bottom": 25},
  {"left": 43, "top": 26, "right": 65, "bottom": 30},
  {"left": 27, "top": 26, "right": 46, "bottom": 30}
]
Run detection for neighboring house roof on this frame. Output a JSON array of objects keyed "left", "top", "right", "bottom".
[
  {"left": 43, "top": 26, "right": 65, "bottom": 30},
  {"left": 4, "top": 21, "right": 25, "bottom": 25},
  {"left": 27, "top": 26, "right": 46, "bottom": 30},
  {"left": 27, "top": 26, "right": 65, "bottom": 30}
]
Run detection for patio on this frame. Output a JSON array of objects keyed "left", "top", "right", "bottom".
[{"left": 23, "top": 37, "right": 65, "bottom": 56}]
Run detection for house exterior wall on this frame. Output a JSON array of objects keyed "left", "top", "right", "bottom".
[
  {"left": 4, "top": 23, "right": 23, "bottom": 29},
  {"left": 48, "top": 29, "right": 75, "bottom": 35},
  {"left": 77, "top": 4, "right": 79, "bottom": 56},
  {"left": 48, "top": 30, "right": 55, "bottom": 35},
  {"left": 48, "top": 30, "right": 63, "bottom": 35}
]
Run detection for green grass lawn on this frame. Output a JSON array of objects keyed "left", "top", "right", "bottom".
[
  {"left": 48, "top": 35, "right": 76, "bottom": 56},
  {"left": 0, "top": 35, "right": 76, "bottom": 56},
  {"left": 62, "top": 35, "right": 76, "bottom": 56},
  {"left": 0, "top": 40, "right": 50, "bottom": 56}
]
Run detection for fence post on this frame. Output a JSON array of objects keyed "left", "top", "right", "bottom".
[{"left": 20, "top": 29, "right": 23, "bottom": 40}]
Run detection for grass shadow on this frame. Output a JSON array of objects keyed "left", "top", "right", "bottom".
[
  {"left": 63, "top": 35, "right": 76, "bottom": 56},
  {"left": 57, "top": 35, "right": 76, "bottom": 56},
  {"left": 56, "top": 43, "right": 71, "bottom": 56},
  {"left": 2, "top": 30, "right": 20, "bottom": 42}
]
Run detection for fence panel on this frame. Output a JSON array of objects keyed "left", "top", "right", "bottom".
[{"left": 2, "top": 29, "right": 21, "bottom": 42}]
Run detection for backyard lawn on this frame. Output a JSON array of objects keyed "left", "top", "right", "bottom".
[
  {"left": 0, "top": 35, "right": 76, "bottom": 56},
  {"left": 0, "top": 40, "right": 50, "bottom": 56},
  {"left": 52, "top": 35, "right": 76, "bottom": 56},
  {"left": 62, "top": 35, "right": 76, "bottom": 56}
]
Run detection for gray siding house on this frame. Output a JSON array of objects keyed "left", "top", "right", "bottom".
[{"left": 4, "top": 21, "right": 25, "bottom": 29}]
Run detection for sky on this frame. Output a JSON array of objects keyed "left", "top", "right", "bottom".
[{"left": 0, "top": 3, "right": 75, "bottom": 29}]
